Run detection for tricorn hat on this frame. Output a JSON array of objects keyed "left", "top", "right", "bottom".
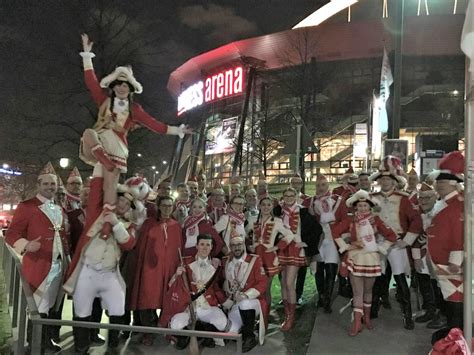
[
  {"left": 100, "top": 66, "right": 143, "bottom": 94},
  {"left": 345, "top": 189, "right": 376, "bottom": 208}
]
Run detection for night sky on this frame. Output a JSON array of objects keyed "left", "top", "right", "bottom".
[{"left": 0, "top": 0, "right": 327, "bottom": 175}]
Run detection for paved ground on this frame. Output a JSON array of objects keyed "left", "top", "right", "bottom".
[{"left": 1, "top": 267, "right": 437, "bottom": 355}]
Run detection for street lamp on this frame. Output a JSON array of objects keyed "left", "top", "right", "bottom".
[
  {"left": 59, "top": 158, "right": 70, "bottom": 168},
  {"left": 137, "top": 153, "right": 142, "bottom": 157},
  {"left": 151, "top": 166, "right": 156, "bottom": 170},
  {"left": 162, "top": 160, "right": 167, "bottom": 165},
  {"left": 2, "top": 164, "right": 9, "bottom": 169}
]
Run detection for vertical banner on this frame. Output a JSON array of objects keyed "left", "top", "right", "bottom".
[
  {"left": 353, "top": 123, "right": 368, "bottom": 158},
  {"left": 379, "top": 48, "right": 394, "bottom": 133},
  {"left": 371, "top": 94, "right": 382, "bottom": 160}
]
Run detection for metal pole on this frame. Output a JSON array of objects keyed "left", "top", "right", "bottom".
[
  {"left": 463, "top": 57, "right": 473, "bottom": 351},
  {"left": 296, "top": 120, "right": 302, "bottom": 175},
  {"left": 232, "top": 67, "right": 255, "bottom": 177},
  {"left": 391, "top": 0, "right": 404, "bottom": 139}
]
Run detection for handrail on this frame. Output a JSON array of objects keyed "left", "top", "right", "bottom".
[{"left": 0, "top": 238, "right": 243, "bottom": 354}]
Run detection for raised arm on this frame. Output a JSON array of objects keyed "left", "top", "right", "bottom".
[{"left": 80, "top": 34, "right": 107, "bottom": 105}]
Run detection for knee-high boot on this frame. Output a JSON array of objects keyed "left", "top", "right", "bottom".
[
  {"left": 394, "top": 274, "right": 414, "bottom": 330},
  {"left": 39, "top": 312, "right": 61, "bottom": 354},
  {"left": 295, "top": 267, "right": 307, "bottom": 302},
  {"left": 323, "top": 263, "right": 338, "bottom": 313},
  {"left": 315, "top": 262, "right": 326, "bottom": 307},
  {"left": 108, "top": 315, "right": 128, "bottom": 349},
  {"left": 239, "top": 309, "right": 258, "bottom": 353},
  {"left": 73, "top": 316, "right": 92, "bottom": 354},
  {"left": 371, "top": 276, "right": 383, "bottom": 319},
  {"left": 415, "top": 273, "right": 436, "bottom": 323},
  {"left": 349, "top": 308, "right": 363, "bottom": 336}
]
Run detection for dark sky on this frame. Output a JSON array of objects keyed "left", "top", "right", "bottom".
[{"left": 0, "top": 0, "right": 327, "bottom": 176}]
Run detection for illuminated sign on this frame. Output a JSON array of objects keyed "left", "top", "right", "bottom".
[
  {"left": 205, "top": 116, "right": 238, "bottom": 155},
  {"left": 0, "top": 168, "right": 21, "bottom": 176},
  {"left": 177, "top": 66, "right": 244, "bottom": 116}
]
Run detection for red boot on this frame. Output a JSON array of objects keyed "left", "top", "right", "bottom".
[
  {"left": 281, "top": 303, "right": 296, "bottom": 332},
  {"left": 349, "top": 308, "right": 364, "bottom": 336},
  {"left": 363, "top": 304, "right": 374, "bottom": 330},
  {"left": 91, "top": 145, "right": 116, "bottom": 172}
]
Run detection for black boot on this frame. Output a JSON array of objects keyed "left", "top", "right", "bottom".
[
  {"left": 175, "top": 335, "right": 190, "bottom": 350},
  {"left": 394, "top": 274, "right": 414, "bottom": 330},
  {"left": 431, "top": 301, "right": 463, "bottom": 345},
  {"left": 89, "top": 298, "right": 105, "bottom": 345},
  {"left": 73, "top": 316, "right": 92, "bottom": 354},
  {"left": 381, "top": 263, "right": 392, "bottom": 309},
  {"left": 108, "top": 315, "right": 128, "bottom": 350},
  {"left": 427, "top": 310, "right": 447, "bottom": 329},
  {"left": 415, "top": 273, "right": 436, "bottom": 323},
  {"left": 240, "top": 309, "right": 258, "bottom": 353},
  {"left": 200, "top": 323, "right": 217, "bottom": 348},
  {"left": 338, "top": 276, "right": 353, "bottom": 299},
  {"left": 39, "top": 312, "right": 62, "bottom": 354},
  {"left": 48, "top": 298, "right": 64, "bottom": 344},
  {"left": 371, "top": 276, "right": 384, "bottom": 319},
  {"left": 295, "top": 267, "right": 307, "bottom": 303},
  {"left": 323, "top": 263, "right": 338, "bottom": 313},
  {"left": 315, "top": 262, "right": 325, "bottom": 307}
]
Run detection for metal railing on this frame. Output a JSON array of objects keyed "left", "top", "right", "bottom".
[{"left": 0, "top": 238, "right": 242, "bottom": 354}]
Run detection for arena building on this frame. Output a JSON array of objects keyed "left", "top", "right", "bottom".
[{"left": 166, "top": 0, "right": 469, "bottom": 185}]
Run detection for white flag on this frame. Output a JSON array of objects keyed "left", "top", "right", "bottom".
[
  {"left": 379, "top": 48, "right": 393, "bottom": 133},
  {"left": 461, "top": 0, "right": 474, "bottom": 72},
  {"left": 372, "top": 93, "right": 382, "bottom": 159}
]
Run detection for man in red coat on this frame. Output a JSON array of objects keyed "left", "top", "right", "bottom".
[
  {"left": 65, "top": 167, "right": 83, "bottom": 213},
  {"left": 425, "top": 151, "right": 465, "bottom": 344},
  {"left": 222, "top": 236, "right": 268, "bottom": 353},
  {"left": 166, "top": 234, "right": 229, "bottom": 349},
  {"left": 63, "top": 164, "right": 136, "bottom": 353},
  {"left": 129, "top": 196, "right": 183, "bottom": 346},
  {"left": 5, "top": 162, "right": 70, "bottom": 352}
]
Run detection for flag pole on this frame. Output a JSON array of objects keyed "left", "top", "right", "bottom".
[{"left": 461, "top": 1, "right": 473, "bottom": 349}]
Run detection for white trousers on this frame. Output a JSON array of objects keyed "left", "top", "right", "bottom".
[
  {"left": 387, "top": 246, "right": 410, "bottom": 275},
  {"left": 37, "top": 260, "right": 63, "bottom": 314},
  {"left": 73, "top": 264, "right": 125, "bottom": 318},
  {"left": 316, "top": 238, "right": 340, "bottom": 264},
  {"left": 228, "top": 299, "right": 260, "bottom": 333},
  {"left": 170, "top": 306, "right": 228, "bottom": 331}
]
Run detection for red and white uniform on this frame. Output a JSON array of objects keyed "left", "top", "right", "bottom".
[
  {"left": 426, "top": 191, "right": 464, "bottom": 302},
  {"left": 81, "top": 63, "right": 168, "bottom": 172},
  {"left": 65, "top": 191, "right": 81, "bottom": 213},
  {"left": 332, "top": 185, "right": 356, "bottom": 202},
  {"left": 249, "top": 217, "right": 295, "bottom": 276},
  {"left": 222, "top": 254, "right": 268, "bottom": 344},
  {"left": 279, "top": 203, "right": 306, "bottom": 267},
  {"left": 5, "top": 195, "right": 69, "bottom": 313},
  {"left": 214, "top": 210, "right": 246, "bottom": 247},
  {"left": 331, "top": 213, "right": 397, "bottom": 277},
  {"left": 371, "top": 189, "right": 422, "bottom": 275},
  {"left": 182, "top": 214, "right": 224, "bottom": 258},
  {"left": 63, "top": 177, "right": 136, "bottom": 317},
  {"left": 169, "top": 256, "right": 229, "bottom": 331},
  {"left": 411, "top": 209, "right": 436, "bottom": 275},
  {"left": 309, "top": 192, "right": 347, "bottom": 264},
  {"left": 173, "top": 198, "right": 191, "bottom": 225},
  {"left": 207, "top": 201, "right": 227, "bottom": 224},
  {"left": 406, "top": 189, "right": 419, "bottom": 207},
  {"left": 297, "top": 192, "right": 310, "bottom": 208}
]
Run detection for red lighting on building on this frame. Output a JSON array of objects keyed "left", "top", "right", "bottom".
[{"left": 177, "top": 66, "right": 244, "bottom": 116}]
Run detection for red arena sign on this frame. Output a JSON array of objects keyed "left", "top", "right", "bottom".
[{"left": 177, "top": 66, "right": 244, "bottom": 116}]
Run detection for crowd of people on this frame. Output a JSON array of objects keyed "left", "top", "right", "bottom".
[{"left": 2, "top": 33, "right": 466, "bottom": 354}]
